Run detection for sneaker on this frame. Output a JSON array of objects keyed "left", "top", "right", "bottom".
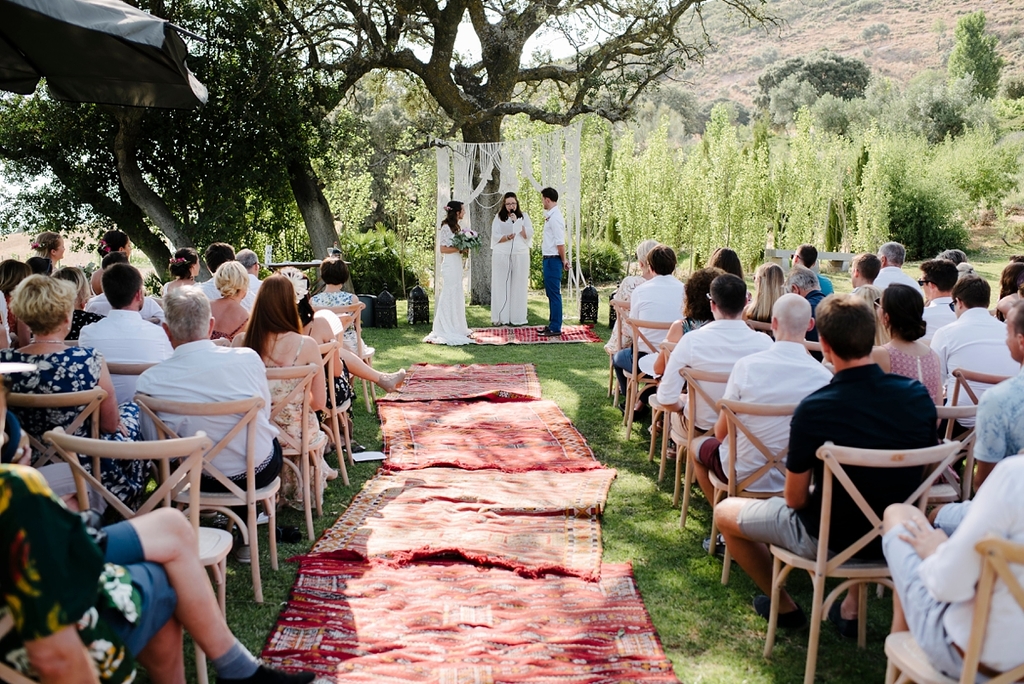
[
  {"left": 828, "top": 600, "right": 859, "bottom": 639},
  {"left": 702, "top": 534, "right": 726, "bottom": 559},
  {"left": 218, "top": 664, "right": 315, "bottom": 684},
  {"left": 753, "top": 595, "right": 807, "bottom": 630},
  {"left": 256, "top": 512, "right": 270, "bottom": 525},
  {"left": 233, "top": 544, "right": 251, "bottom": 564},
  {"left": 378, "top": 369, "right": 406, "bottom": 393}
]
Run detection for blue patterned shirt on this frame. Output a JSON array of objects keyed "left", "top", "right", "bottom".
[{"left": 975, "top": 366, "right": 1024, "bottom": 464}]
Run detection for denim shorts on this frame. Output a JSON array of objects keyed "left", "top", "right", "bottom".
[{"left": 102, "top": 521, "right": 178, "bottom": 656}]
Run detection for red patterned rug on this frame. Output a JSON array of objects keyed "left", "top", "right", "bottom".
[
  {"left": 262, "top": 560, "right": 680, "bottom": 683},
  {"left": 306, "top": 471, "right": 607, "bottom": 579},
  {"left": 379, "top": 400, "right": 599, "bottom": 473},
  {"left": 471, "top": 324, "right": 603, "bottom": 345},
  {"left": 378, "top": 363, "right": 541, "bottom": 403}
]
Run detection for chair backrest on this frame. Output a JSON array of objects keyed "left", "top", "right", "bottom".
[
  {"left": 951, "top": 368, "right": 1012, "bottom": 407},
  {"left": 718, "top": 399, "right": 799, "bottom": 496},
  {"left": 936, "top": 404, "right": 978, "bottom": 499},
  {"left": 45, "top": 427, "right": 212, "bottom": 523},
  {"left": 801, "top": 339, "right": 822, "bottom": 354},
  {"left": 134, "top": 394, "right": 265, "bottom": 503},
  {"left": 264, "top": 364, "right": 318, "bottom": 455},
  {"left": 958, "top": 535, "right": 1024, "bottom": 684},
  {"left": 814, "top": 440, "right": 963, "bottom": 574},
  {"left": 745, "top": 319, "right": 774, "bottom": 337},
  {"left": 7, "top": 387, "right": 107, "bottom": 466},
  {"left": 106, "top": 362, "right": 158, "bottom": 376},
  {"left": 680, "top": 367, "right": 731, "bottom": 436},
  {"left": 315, "top": 301, "right": 366, "bottom": 355},
  {"left": 625, "top": 316, "right": 674, "bottom": 369},
  {"left": 610, "top": 300, "right": 631, "bottom": 348}
]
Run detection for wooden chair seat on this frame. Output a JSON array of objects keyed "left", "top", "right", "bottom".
[{"left": 884, "top": 633, "right": 957, "bottom": 684}]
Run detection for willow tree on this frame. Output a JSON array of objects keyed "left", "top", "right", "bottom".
[{"left": 274, "top": 0, "right": 773, "bottom": 301}]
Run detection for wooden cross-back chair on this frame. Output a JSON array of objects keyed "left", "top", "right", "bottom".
[
  {"left": 647, "top": 340, "right": 677, "bottom": 465},
  {"left": 928, "top": 404, "right": 978, "bottom": 503},
  {"left": 44, "top": 428, "right": 231, "bottom": 684},
  {"left": 7, "top": 387, "right": 106, "bottom": 467},
  {"left": 745, "top": 319, "right": 774, "bottom": 337},
  {"left": 884, "top": 535, "right": 1024, "bottom": 684},
  {"left": 318, "top": 339, "right": 353, "bottom": 476},
  {"left": 265, "top": 363, "right": 323, "bottom": 541},
  {"left": 134, "top": 393, "right": 278, "bottom": 603},
  {"left": 712, "top": 399, "right": 798, "bottom": 585},
  {"left": 674, "top": 367, "right": 731, "bottom": 528},
  {"left": 314, "top": 301, "right": 375, "bottom": 412},
  {"left": 950, "top": 368, "right": 1012, "bottom": 408},
  {"left": 622, "top": 316, "right": 674, "bottom": 439},
  {"left": 607, "top": 299, "right": 632, "bottom": 404},
  {"left": 763, "top": 439, "right": 963, "bottom": 684}
]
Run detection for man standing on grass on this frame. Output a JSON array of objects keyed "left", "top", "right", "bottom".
[{"left": 539, "top": 187, "right": 569, "bottom": 337}]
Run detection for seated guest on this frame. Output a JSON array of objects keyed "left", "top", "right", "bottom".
[
  {"left": 872, "top": 284, "right": 943, "bottom": 404},
  {"left": 0, "top": 275, "right": 145, "bottom": 507},
  {"left": 936, "top": 248, "right": 968, "bottom": 265},
  {"left": 792, "top": 244, "right": 834, "bottom": 295},
  {"left": 79, "top": 264, "right": 173, "bottom": 404},
  {"left": 0, "top": 463, "right": 313, "bottom": 684},
  {"left": 918, "top": 258, "right": 959, "bottom": 340},
  {"left": 995, "top": 261, "right": 1024, "bottom": 322},
  {"left": 90, "top": 229, "right": 132, "bottom": 295},
  {"left": 744, "top": 263, "right": 785, "bottom": 324},
  {"left": 236, "top": 248, "right": 263, "bottom": 295},
  {"left": 310, "top": 256, "right": 360, "bottom": 352},
  {"left": 693, "top": 294, "right": 832, "bottom": 520},
  {"left": 970, "top": 299, "right": 1024, "bottom": 490},
  {"left": 930, "top": 275, "right": 1018, "bottom": 424},
  {"left": 162, "top": 247, "right": 200, "bottom": 295},
  {"left": 784, "top": 265, "right": 824, "bottom": 343},
  {"left": 612, "top": 245, "right": 685, "bottom": 412},
  {"left": 708, "top": 247, "right": 743, "bottom": 279},
  {"left": 649, "top": 267, "right": 723, "bottom": 377},
  {"left": 31, "top": 230, "right": 65, "bottom": 266},
  {"left": 26, "top": 256, "right": 52, "bottom": 275},
  {"left": 850, "top": 252, "right": 881, "bottom": 292},
  {"left": 957, "top": 262, "right": 978, "bottom": 279},
  {"left": 875, "top": 241, "right": 923, "bottom": 294},
  {"left": 53, "top": 266, "right": 105, "bottom": 340},
  {"left": 714, "top": 294, "right": 937, "bottom": 636},
  {"left": 200, "top": 242, "right": 256, "bottom": 311},
  {"left": 209, "top": 261, "right": 250, "bottom": 342},
  {"left": 655, "top": 274, "right": 772, "bottom": 433},
  {"left": 87, "top": 252, "right": 165, "bottom": 324},
  {"left": 851, "top": 284, "right": 890, "bottom": 346},
  {"left": 880, "top": 457, "right": 1024, "bottom": 681},
  {"left": 605, "top": 240, "right": 660, "bottom": 356},
  {"left": 0, "top": 259, "right": 33, "bottom": 346},
  {"left": 136, "top": 287, "right": 280, "bottom": 562}
]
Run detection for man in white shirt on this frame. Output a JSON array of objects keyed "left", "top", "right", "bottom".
[
  {"left": 85, "top": 252, "right": 166, "bottom": 324},
  {"left": 613, "top": 244, "right": 684, "bottom": 399},
  {"left": 538, "top": 187, "right": 569, "bottom": 336},
  {"left": 692, "top": 294, "right": 832, "bottom": 506},
  {"left": 656, "top": 274, "right": 773, "bottom": 432},
  {"left": 930, "top": 275, "right": 1018, "bottom": 423},
  {"left": 850, "top": 252, "right": 880, "bottom": 292},
  {"left": 199, "top": 243, "right": 257, "bottom": 311},
  {"left": 236, "top": 248, "right": 263, "bottom": 295},
  {"left": 136, "top": 287, "right": 280, "bottom": 560},
  {"left": 881, "top": 457, "right": 1024, "bottom": 680},
  {"left": 918, "top": 258, "right": 958, "bottom": 341},
  {"left": 874, "top": 241, "right": 924, "bottom": 295},
  {"left": 79, "top": 264, "right": 172, "bottom": 404}
]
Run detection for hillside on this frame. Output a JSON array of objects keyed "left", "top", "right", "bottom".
[{"left": 679, "top": 0, "right": 1024, "bottom": 108}]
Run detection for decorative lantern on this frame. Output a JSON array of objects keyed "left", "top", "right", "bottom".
[
  {"left": 580, "top": 283, "right": 599, "bottom": 324},
  {"left": 608, "top": 290, "right": 618, "bottom": 328},
  {"left": 408, "top": 285, "right": 430, "bottom": 325},
  {"left": 375, "top": 289, "right": 397, "bottom": 329}
]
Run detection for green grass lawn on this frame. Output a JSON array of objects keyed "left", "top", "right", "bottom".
[{"left": 188, "top": 245, "right": 1020, "bottom": 684}]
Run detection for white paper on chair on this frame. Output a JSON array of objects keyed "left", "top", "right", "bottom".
[{"left": 353, "top": 450, "right": 385, "bottom": 462}]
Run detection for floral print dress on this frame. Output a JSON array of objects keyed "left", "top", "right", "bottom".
[{"left": 0, "top": 347, "right": 145, "bottom": 509}]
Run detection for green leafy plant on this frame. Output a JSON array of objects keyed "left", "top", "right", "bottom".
[{"left": 338, "top": 225, "right": 419, "bottom": 297}]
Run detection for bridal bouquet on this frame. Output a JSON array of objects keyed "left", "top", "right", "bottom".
[{"left": 451, "top": 229, "right": 481, "bottom": 252}]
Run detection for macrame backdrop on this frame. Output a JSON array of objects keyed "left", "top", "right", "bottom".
[{"left": 432, "top": 121, "right": 584, "bottom": 311}]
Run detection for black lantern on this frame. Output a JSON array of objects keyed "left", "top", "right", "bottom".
[
  {"left": 580, "top": 283, "right": 599, "bottom": 324},
  {"left": 608, "top": 289, "right": 618, "bottom": 328},
  {"left": 376, "top": 289, "right": 398, "bottom": 328},
  {"left": 408, "top": 285, "right": 430, "bottom": 324}
]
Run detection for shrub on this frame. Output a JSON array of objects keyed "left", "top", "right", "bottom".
[
  {"left": 1004, "top": 77, "right": 1024, "bottom": 100},
  {"left": 338, "top": 225, "right": 419, "bottom": 297},
  {"left": 579, "top": 240, "right": 625, "bottom": 284},
  {"left": 862, "top": 23, "right": 891, "bottom": 41}
]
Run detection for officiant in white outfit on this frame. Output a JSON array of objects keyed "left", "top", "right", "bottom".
[{"left": 490, "top": 192, "right": 533, "bottom": 326}]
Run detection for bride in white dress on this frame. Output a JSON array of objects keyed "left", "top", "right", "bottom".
[{"left": 424, "top": 200, "right": 475, "bottom": 346}]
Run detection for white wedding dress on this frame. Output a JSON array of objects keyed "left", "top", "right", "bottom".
[{"left": 424, "top": 224, "right": 475, "bottom": 346}]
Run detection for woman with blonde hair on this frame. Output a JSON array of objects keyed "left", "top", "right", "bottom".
[
  {"left": 605, "top": 239, "right": 661, "bottom": 355},
  {"left": 31, "top": 231, "right": 65, "bottom": 266},
  {"left": 209, "top": 261, "right": 250, "bottom": 341},
  {"left": 744, "top": 263, "right": 785, "bottom": 323},
  {"left": 53, "top": 266, "right": 104, "bottom": 339},
  {"left": 852, "top": 284, "right": 890, "bottom": 346}
]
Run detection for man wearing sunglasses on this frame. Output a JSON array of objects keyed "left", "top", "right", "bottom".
[{"left": 918, "top": 259, "right": 959, "bottom": 341}]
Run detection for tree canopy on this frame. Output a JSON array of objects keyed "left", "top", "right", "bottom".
[
  {"left": 755, "top": 50, "right": 871, "bottom": 111},
  {"left": 948, "top": 11, "right": 1004, "bottom": 99}
]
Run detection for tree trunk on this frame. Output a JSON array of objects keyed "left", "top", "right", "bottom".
[
  {"left": 286, "top": 156, "right": 340, "bottom": 260},
  {"left": 114, "top": 184, "right": 173, "bottom": 279},
  {"left": 462, "top": 119, "right": 502, "bottom": 306}
]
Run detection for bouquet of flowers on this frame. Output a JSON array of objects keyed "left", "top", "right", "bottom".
[{"left": 451, "top": 229, "right": 480, "bottom": 252}]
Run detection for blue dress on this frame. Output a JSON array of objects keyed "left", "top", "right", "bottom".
[{"left": 0, "top": 347, "right": 145, "bottom": 508}]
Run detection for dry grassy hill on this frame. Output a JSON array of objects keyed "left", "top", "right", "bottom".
[{"left": 680, "top": 0, "right": 1024, "bottom": 107}]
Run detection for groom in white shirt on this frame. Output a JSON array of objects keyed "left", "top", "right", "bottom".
[{"left": 539, "top": 187, "right": 569, "bottom": 337}]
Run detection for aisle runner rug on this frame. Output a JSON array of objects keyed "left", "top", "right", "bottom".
[
  {"left": 378, "top": 363, "right": 541, "bottom": 403},
  {"left": 471, "top": 324, "right": 602, "bottom": 345},
  {"left": 263, "top": 560, "right": 680, "bottom": 683},
  {"left": 306, "top": 479, "right": 604, "bottom": 579},
  {"left": 379, "top": 400, "right": 598, "bottom": 472}
]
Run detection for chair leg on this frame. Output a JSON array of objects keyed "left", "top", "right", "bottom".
[
  {"left": 267, "top": 498, "right": 279, "bottom": 571},
  {"left": 313, "top": 447, "right": 324, "bottom": 518},
  {"left": 803, "top": 572, "right": 827, "bottom": 684},
  {"left": 678, "top": 446, "right": 695, "bottom": 526},
  {"left": 721, "top": 546, "right": 732, "bottom": 585},
  {"left": 195, "top": 642, "right": 209, "bottom": 684},
  {"left": 884, "top": 658, "right": 897, "bottom": 684},
  {"left": 300, "top": 452, "right": 314, "bottom": 541},
  {"left": 247, "top": 505, "right": 264, "bottom": 604},
  {"left": 648, "top": 409, "right": 662, "bottom": 463},
  {"left": 341, "top": 411, "right": 354, "bottom": 470},
  {"left": 857, "top": 581, "right": 869, "bottom": 648},
  {"left": 708, "top": 490, "right": 723, "bottom": 555},
  {"left": 764, "top": 555, "right": 783, "bottom": 657},
  {"left": 658, "top": 423, "right": 671, "bottom": 483}
]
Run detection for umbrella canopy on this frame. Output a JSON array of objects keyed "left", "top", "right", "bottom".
[{"left": 0, "top": 0, "right": 207, "bottom": 109}]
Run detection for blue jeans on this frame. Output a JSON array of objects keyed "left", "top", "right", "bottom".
[{"left": 543, "top": 257, "right": 563, "bottom": 333}]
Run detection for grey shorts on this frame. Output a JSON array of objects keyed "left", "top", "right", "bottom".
[
  {"left": 882, "top": 525, "right": 964, "bottom": 680},
  {"left": 736, "top": 496, "right": 819, "bottom": 560}
]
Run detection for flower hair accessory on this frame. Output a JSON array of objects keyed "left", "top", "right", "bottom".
[
  {"left": 279, "top": 267, "right": 309, "bottom": 303},
  {"left": 170, "top": 257, "right": 188, "bottom": 265},
  {"left": 98, "top": 238, "right": 108, "bottom": 251},
  {"left": 444, "top": 204, "right": 452, "bottom": 212},
  {"left": 30, "top": 242, "right": 40, "bottom": 249}
]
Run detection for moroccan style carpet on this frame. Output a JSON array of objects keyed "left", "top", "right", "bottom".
[
  {"left": 471, "top": 324, "right": 603, "bottom": 345},
  {"left": 262, "top": 560, "right": 679, "bottom": 683},
  {"left": 378, "top": 363, "right": 542, "bottom": 403},
  {"left": 378, "top": 400, "right": 599, "bottom": 472}
]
